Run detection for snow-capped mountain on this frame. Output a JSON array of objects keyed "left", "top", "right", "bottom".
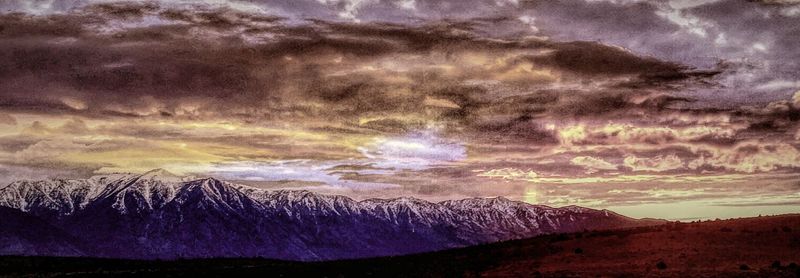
[{"left": 0, "top": 170, "right": 664, "bottom": 261}]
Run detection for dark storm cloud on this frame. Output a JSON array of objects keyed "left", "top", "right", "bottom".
[
  {"left": 524, "top": 41, "right": 685, "bottom": 76},
  {"left": 0, "top": 2, "right": 720, "bottom": 139},
  {"left": 1, "top": 1, "right": 796, "bottom": 158}
]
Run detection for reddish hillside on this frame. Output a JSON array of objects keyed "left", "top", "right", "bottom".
[{"left": 485, "top": 214, "right": 800, "bottom": 277}]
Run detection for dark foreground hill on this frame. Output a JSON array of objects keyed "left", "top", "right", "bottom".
[{"left": 2, "top": 214, "right": 798, "bottom": 277}]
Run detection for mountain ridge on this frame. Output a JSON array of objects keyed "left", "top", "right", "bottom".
[{"left": 0, "top": 171, "right": 665, "bottom": 261}]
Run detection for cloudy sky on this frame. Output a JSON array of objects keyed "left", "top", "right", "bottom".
[{"left": 1, "top": 0, "right": 799, "bottom": 220}]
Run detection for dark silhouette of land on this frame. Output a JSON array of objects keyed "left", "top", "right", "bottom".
[{"left": 2, "top": 214, "right": 799, "bottom": 277}]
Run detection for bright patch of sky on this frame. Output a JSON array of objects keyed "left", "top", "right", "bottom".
[{"left": 209, "top": 131, "right": 466, "bottom": 189}]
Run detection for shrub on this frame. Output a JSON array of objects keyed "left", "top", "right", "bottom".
[
  {"left": 656, "top": 261, "right": 667, "bottom": 270},
  {"left": 551, "top": 234, "right": 570, "bottom": 242},
  {"left": 739, "top": 264, "right": 750, "bottom": 271},
  {"left": 771, "top": 261, "right": 782, "bottom": 269}
]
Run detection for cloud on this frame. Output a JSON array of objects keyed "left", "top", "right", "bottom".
[
  {"left": 623, "top": 154, "right": 684, "bottom": 172},
  {"left": 0, "top": 113, "right": 16, "bottom": 125},
  {"left": 0, "top": 2, "right": 716, "bottom": 134},
  {"left": 570, "top": 156, "right": 618, "bottom": 173},
  {"left": 12, "top": 140, "right": 89, "bottom": 161},
  {"left": 477, "top": 168, "right": 539, "bottom": 180},
  {"left": 358, "top": 131, "right": 466, "bottom": 169},
  {"left": 688, "top": 142, "right": 800, "bottom": 173},
  {"left": 205, "top": 160, "right": 398, "bottom": 189},
  {"left": 794, "top": 90, "right": 800, "bottom": 106},
  {"left": 558, "top": 123, "right": 739, "bottom": 146},
  {"left": 752, "top": 0, "right": 800, "bottom": 5},
  {"left": 527, "top": 41, "right": 686, "bottom": 77},
  {"left": 755, "top": 79, "right": 800, "bottom": 91}
]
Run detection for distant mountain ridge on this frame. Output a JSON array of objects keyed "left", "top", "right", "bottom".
[{"left": 0, "top": 170, "right": 664, "bottom": 261}]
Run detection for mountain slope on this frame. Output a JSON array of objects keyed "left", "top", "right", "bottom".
[
  {"left": 2, "top": 215, "right": 798, "bottom": 277},
  {"left": 0, "top": 207, "right": 84, "bottom": 257},
  {"left": 0, "top": 172, "right": 664, "bottom": 260}
]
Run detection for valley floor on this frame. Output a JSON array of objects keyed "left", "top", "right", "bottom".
[{"left": 2, "top": 214, "right": 799, "bottom": 278}]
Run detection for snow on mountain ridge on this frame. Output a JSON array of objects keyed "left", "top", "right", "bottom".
[
  {"left": 0, "top": 171, "right": 663, "bottom": 260},
  {"left": 0, "top": 171, "right": 616, "bottom": 222},
  {"left": 0, "top": 171, "right": 188, "bottom": 216}
]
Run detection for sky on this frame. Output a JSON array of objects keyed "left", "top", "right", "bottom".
[{"left": 0, "top": 0, "right": 799, "bottom": 220}]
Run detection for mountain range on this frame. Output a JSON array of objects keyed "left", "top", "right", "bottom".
[{"left": 0, "top": 169, "right": 663, "bottom": 261}]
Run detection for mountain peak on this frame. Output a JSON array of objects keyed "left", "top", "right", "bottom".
[
  {"left": 140, "top": 168, "right": 177, "bottom": 177},
  {"left": 183, "top": 177, "right": 232, "bottom": 194},
  {"left": 389, "top": 196, "right": 430, "bottom": 204},
  {"left": 441, "top": 196, "right": 522, "bottom": 207},
  {"left": 558, "top": 205, "right": 598, "bottom": 214},
  {"left": 191, "top": 177, "right": 223, "bottom": 183}
]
